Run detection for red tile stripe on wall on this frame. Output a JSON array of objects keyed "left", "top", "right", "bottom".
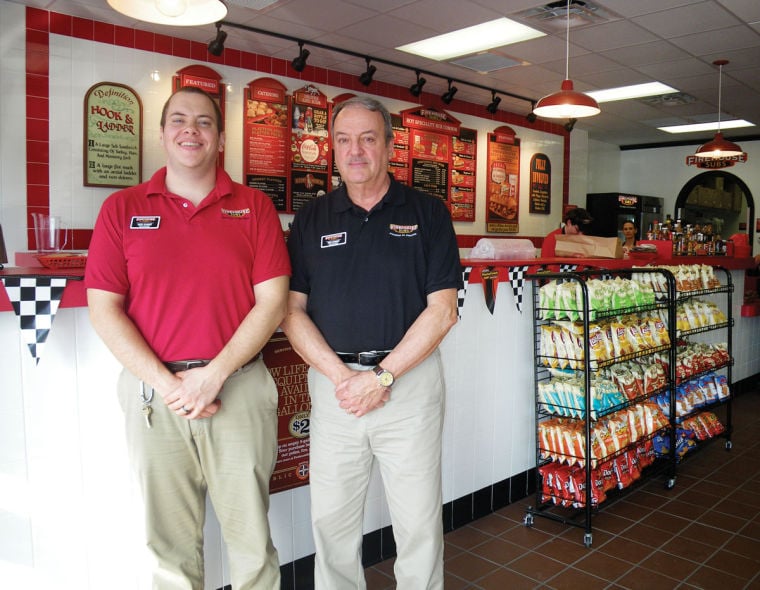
[{"left": 24, "top": 7, "right": 568, "bottom": 251}]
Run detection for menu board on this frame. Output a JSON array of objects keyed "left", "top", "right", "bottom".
[
  {"left": 290, "top": 84, "right": 330, "bottom": 212},
  {"left": 389, "top": 114, "right": 410, "bottom": 183},
  {"left": 83, "top": 82, "right": 142, "bottom": 187},
  {"left": 529, "top": 153, "right": 551, "bottom": 214},
  {"left": 486, "top": 127, "right": 521, "bottom": 233},
  {"left": 243, "top": 77, "right": 289, "bottom": 211},
  {"left": 450, "top": 129, "right": 477, "bottom": 221}
]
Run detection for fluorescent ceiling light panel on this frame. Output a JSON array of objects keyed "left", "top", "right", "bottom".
[
  {"left": 658, "top": 120, "right": 754, "bottom": 133},
  {"left": 396, "top": 18, "right": 545, "bottom": 61},
  {"left": 587, "top": 82, "right": 679, "bottom": 103}
]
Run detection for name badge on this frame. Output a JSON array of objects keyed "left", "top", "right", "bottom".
[
  {"left": 321, "top": 232, "right": 347, "bottom": 248},
  {"left": 130, "top": 216, "right": 160, "bottom": 229}
]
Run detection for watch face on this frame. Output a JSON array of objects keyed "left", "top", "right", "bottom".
[{"left": 375, "top": 368, "right": 394, "bottom": 387}]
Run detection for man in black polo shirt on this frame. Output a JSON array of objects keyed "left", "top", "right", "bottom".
[{"left": 282, "top": 96, "right": 462, "bottom": 589}]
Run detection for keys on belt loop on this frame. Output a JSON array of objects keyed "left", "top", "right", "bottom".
[{"left": 139, "top": 380, "right": 154, "bottom": 429}]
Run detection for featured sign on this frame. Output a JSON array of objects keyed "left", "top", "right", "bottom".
[
  {"left": 685, "top": 153, "right": 748, "bottom": 169},
  {"left": 262, "top": 333, "right": 311, "bottom": 494},
  {"left": 290, "top": 84, "right": 330, "bottom": 212},
  {"left": 83, "top": 82, "right": 142, "bottom": 187}
]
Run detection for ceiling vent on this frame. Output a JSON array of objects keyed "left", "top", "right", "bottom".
[
  {"left": 449, "top": 51, "right": 527, "bottom": 74},
  {"left": 513, "top": 1, "right": 615, "bottom": 31},
  {"left": 640, "top": 92, "right": 697, "bottom": 107}
]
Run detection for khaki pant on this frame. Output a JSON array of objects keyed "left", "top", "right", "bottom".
[
  {"left": 308, "top": 351, "right": 445, "bottom": 590},
  {"left": 117, "top": 359, "right": 280, "bottom": 590}
]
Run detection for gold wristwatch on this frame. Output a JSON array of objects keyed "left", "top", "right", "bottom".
[{"left": 373, "top": 365, "right": 394, "bottom": 387}]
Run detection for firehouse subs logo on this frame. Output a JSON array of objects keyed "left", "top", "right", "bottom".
[
  {"left": 221, "top": 208, "right": 251, "bottom": 218},
  {"left": 389, "top": 223, "right": 418, "bottom": 237},
  {"left": 321, "top": 232, "right": 347, "bottom": 248}
]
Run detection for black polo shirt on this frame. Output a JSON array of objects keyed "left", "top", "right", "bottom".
[{"left": 288, "top": 177, "right": 462, "bottom": 352}]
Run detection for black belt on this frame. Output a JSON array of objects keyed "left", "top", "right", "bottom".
[
  {"left": 335, "top": 350, "right": 392, "bottom": 366},
  {"left": 164, "top": 353, "right": 261, "bottom": 374}
]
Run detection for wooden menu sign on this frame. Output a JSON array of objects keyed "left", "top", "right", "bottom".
[
  {"left": 529, "top": 153, "right": 551, "bottom": 214},
  {"left": 486, "top": 126, "right": 521, "bottom": 233},
  {"left": 83, "top": 82, "right": 142, "bottom": 187},
  {"left": 244, "top": 77, "right": 289, "bottom": 211}
]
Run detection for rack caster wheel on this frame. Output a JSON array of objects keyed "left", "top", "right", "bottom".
[
  {"left": 583, "top": 533, "right": 592, "bottom": 548},
  {"left": 665, "top": 477, "right": 676, "bottom": 490},
  {"left": 523, "top": 513, "right": 534, "bottom": 527},
  {"left": 725, "top": 440, "right": 732, "bottom": 450}
]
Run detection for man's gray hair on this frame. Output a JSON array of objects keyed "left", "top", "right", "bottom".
[{"left": 331, "top": 96, "right": 394, "bottom": 144}]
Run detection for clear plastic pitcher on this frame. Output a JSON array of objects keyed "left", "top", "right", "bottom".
[{"left": 32, "top": 213, "right": 69, "bottom": 253}]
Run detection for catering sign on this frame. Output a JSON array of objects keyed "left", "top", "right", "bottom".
[
  {"left": 83, "top": 82, "right": 142, "bottom": 187},
  {"left": 244, "top": 77, "right": 289, "bottom": 211}
]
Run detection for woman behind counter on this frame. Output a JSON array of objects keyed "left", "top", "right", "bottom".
[{"left": 621, "top": 220, "right": 637, "bottom": 255}]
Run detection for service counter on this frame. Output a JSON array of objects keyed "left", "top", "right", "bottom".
[{"left": 1, "top": 254, "right": 758, "bottom": 589}]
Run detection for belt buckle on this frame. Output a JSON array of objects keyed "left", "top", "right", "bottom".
[
  {"left": 184, "top": 360, "right": 207, "bottom": 370},
  {"left": 358, "top": 351, "right": 378, "bottom": 366}
]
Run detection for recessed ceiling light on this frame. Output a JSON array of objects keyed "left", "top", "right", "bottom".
[
  {"left": 396, "top": 18, "right": 545, "bottom": 62},
  {"left": 586, "top": 82, "right": 678, "bottom": 103},
  {"left": 658, "top": 120, "right": 754, "bottom": 134}
]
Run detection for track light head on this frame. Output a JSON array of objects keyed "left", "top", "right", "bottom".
[
  {"left": 207, "top": 22, "right": 227, "bottom": 56},
  {"left": 359, "top": 58, "right": 376, "bottom": 86},
  {"left": 441, "top": 79, "right": 458, "bottom": 105},
  {"left": 409, "top": 71, "right": 427, "bottom": 97},
  {"left": 486, "top": 91, "right": 501, "bottom": 114},
  {"left": 291, "top": 42, "right": 310, "bottom": 72},
  {"left": 564, "top": 118, "right": 577, "bottom": 132}
]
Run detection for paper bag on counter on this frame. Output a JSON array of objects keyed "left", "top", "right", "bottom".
[{"left": 555, "top": 235, "right": 623, "bottom": 259}]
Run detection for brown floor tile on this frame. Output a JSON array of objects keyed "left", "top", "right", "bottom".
[
  {"left": 620, "top": 522, "right": 673, "bottom": 548},
  {"left": 597, "top": 535, "right": 655, "bottom": 564},
  {"left": 469, "top": 511, "right": 519, "bottom": 536},
  {"left": 535, "top": 536, "right": 592, "bottom": 565},
  {"left": 443, "top": 541, "right": 464, "bottom": 562},
  {"left": 740, "top": 520, "right": 760, "bottom": 539},
  {"left": 364, "top": 567, "right": 394, "bottom": 590},
  {"left": 543, "top": 567, "right": 609, "bottom": 590},
  {"left": 661, "top": 498, "right": 709, "bottom": 521},
  {"left": 470, "top": 536, "right": 526, "bottom": 566},
  {"left": 704, "top": 550, "right": 760, "bottom": 581},
  {"left": 506, "top": 551, "right": 567, "bottom": 583},
  {"left": 607, "top": 499, "right": 656, "bottom": 521},
  {"left": 723, "top": 535, "right": 760, "bottom": 562},
  {"left": 495, "top": 501, "right": 534, "bottom": 523},
  {"left": 444, "top": 525, "right": 493, "bottom": 551},
  {"left": 571, "top": 551, "right": 634, "bottom": 582},
  {"left": 691, "top": 479, "right": 735, "bottom": 498},
  {"left": 476, "top": 566, "right": 542, "bottom": 589},
  {"left": 589, "top": 511, "right": 636, "bottom": 535},
  {"left": 625, "top": 489, "right": 670, "bottom": 509},
  {"left": 638, "top": 551, "right": 699, "bottom": 581},
  {"left": 640, "top": 511, "right": 691, "bottom": 535},
  {"left": 726, "top": 488, "right": 760, "bottom": 508},
  {"left": 443, "top": 552, "right": 501, "bottom": 583},
  {"left": 713, "top": 497, "right": 760, "bottom": 520},
  {"left": 684, "top": 564, "right": 749, "bottom": 590},
  {"left": 679, "top": 522, "right": 732, "bottom": 547},
  {"left": 659, "top": 537, "right": 717, "bottom": 564},
  {"left": 614, "top": 565, "right": 689, "bottom": 590},
  {"left": 441, "top": 572, "right": 470, "bottom": 590},
  {"left": 696, "top": 508, "right": 748, "bottom": 533},
  {"left": 499, "top": 522, "right": 556, "bottom": 549}
]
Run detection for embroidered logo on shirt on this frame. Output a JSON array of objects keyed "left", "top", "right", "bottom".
[
  {"left": 221, "top": 208, "right": 251, "bottom": 219},
  {"left": 130, "top": 216, "right": 160, "bottom": 229},
  {"left": 321, "top": 232, "right": 347, "bottom": 248},
  {"left": 389, "top": 223, "right": 418, "bottom": 238}
]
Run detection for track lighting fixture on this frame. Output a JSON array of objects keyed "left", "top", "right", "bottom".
[
  {"left": 441, "top": 79, "right": 458, "bottom": 105},
  {"left": 207, "top": 22, "right": 227, "bottom": 56},
  {"left": 291, "top": 42, "right": 310, "bottom": 73},
  {"left": 564, "top": 118, "right": 577, "bottom": 132},
  {"left": 359, "top": 58, "right": 376, "bottom": 86},
  {"left": 409, "top": 70, "right": 426, "bottom": 97},
  {"left": 486, "top": 91, "right": 501, "bottom": 114},
  {"left": 211, "top": 21, "right": 539, "bottom": 114}
]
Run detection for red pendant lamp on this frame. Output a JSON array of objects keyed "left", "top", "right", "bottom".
[
  {"left": 533, "top": 0, "right": 600, "bottom": 119},
  {"left": 695, "top": 60, "right": 743, "bottom": 159}
]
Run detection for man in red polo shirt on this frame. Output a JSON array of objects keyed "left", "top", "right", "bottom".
[{"left": 85, "top": 87, "right": 290, "bottom": 589}]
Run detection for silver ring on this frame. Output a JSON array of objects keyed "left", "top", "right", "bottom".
[{"left": 181, "top": 405, "right": 191, "bottom": 414}]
